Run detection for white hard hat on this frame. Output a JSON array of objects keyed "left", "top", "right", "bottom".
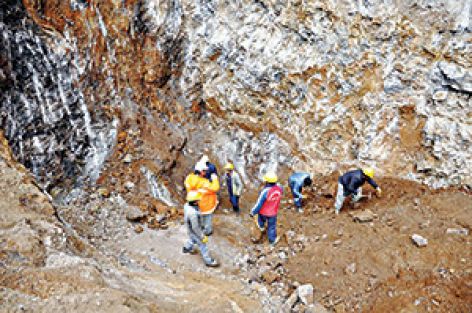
[
  {"left": 195, "top": 161, "right": 208, "bottom": 172},
  {"left": 200, "top": 155, "right": 209, "bottom": 163}
]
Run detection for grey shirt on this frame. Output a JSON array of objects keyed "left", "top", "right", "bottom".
[{"left": 224, "top": 171, "right": 243, "bottom": 196}]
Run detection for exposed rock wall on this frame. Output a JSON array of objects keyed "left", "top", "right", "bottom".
[
  {"left": 1, "top": 0, "right": 471, "bottom": 199},
  {"left": 0, "top": 0, "right": 117, "bottom": 191},
  {"left": 178, "top": 0, "right": 471, "bottom": 186}
]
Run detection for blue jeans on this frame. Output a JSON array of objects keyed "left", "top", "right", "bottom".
[
  {"left": 230, "top": 195, "right": 240, "bottom": 212},
  {"left": 184, "top": 234, "right": 212, "bottom": 264},
  {"left": 258, "top": 215, "right": 277, "bottom": 243},
  {"left": 201, "top": 214, "right": 213, "bottom": 235},
  {"left": 290, "top": 184, "right": 302, "bottom": 208}
]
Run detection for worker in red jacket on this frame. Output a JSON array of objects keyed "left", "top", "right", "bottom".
[{"left": 249, "top": 172, "right": 283, "bottom": 246}]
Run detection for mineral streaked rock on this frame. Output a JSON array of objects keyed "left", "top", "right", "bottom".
[{"left": 1, "top": 0, "right": 471, "bottom": 204}]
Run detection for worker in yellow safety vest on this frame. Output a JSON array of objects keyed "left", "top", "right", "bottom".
[{"left": 184, "top": 161, "right": 220, "bottom": 235}]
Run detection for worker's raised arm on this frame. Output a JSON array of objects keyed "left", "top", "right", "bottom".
[{"left": 208, "top": 174, "right": 220, "bottom": 192}]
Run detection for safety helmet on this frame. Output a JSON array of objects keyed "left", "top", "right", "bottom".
[
  {"left": 362, "top": 168, "right": 374, "bottom": 178},
  {"left": 186, "top": 191, "right": 202, "bottom": 202},
  {"left": 224, "top": 163, "right": 234, "bottom": 170},
  {"left": 263, "top": 172, "right": 278, "bottom": 183},
  {"left": 200, "top": 155, "right": 209, "bottom": 163},
  {"left": 194, "top": 161, "right": 208, "bottom": 172}
]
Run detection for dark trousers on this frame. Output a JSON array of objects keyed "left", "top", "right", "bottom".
[
  {"left": 230, "top": 195, "right": 240, "bottom": 212},
  {"left": 257, "top": 214, "right": 277, "bottom": 243}
]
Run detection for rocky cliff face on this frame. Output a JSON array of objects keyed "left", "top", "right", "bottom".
[
  {"left": 1, "top": 2, "right": 471, "bottom": 311},
  {"left": 1, "top": 0, "right": 471, "bottom": 202}
]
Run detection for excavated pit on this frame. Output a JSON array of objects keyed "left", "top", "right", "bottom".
[{"left": 1, "top": 0, "right": 471, "bottom": 312}]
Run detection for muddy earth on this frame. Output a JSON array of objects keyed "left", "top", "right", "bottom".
[{"left": 1, "top": 132, "right": 471, "bottom": 312}]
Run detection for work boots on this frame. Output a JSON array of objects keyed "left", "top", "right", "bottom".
[
  {"left": 182, "top": 246, "right": 197, "bottom": 255},
  {"left": 205, "top": 258, "right": 219, "bottom": 267},
  {"left": 270, "top": 236, "right": 280, "bottom": 247}
]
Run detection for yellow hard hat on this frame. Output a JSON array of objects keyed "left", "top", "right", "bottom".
[
  {"left": 362, "top": 168, "right": 374, "bottom": 178},
  {"left": 263, "top": 172, "right": 278, "bottom": 183},
  {"left": 224, "top": 163, "right": 234, "bottom": 170},
  {"left": 186, "top": 191, "right": 202, "bottom": 202}
]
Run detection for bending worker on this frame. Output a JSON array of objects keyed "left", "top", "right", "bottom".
[
  {"left": 335, "top": 168, "right": 381, "bottom": 214},
  {"left": 182, "top": 191, "right": 219, "bottom": 267},
  {"left": 224, "top": 162, "right": 243, "bottom": 214},
  {"left": 184, "top": 161, "right": 220, "bottom": 235},
  {"left": 250, "top": 172, "right": 283, "bottom": 246},
  {"left": 288, "top": 172, "right": 312, "bottom": 213}
]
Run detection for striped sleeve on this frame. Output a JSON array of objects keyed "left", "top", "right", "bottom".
[{"left": 251, "top": 187, "right": 268, "bottom": 215}]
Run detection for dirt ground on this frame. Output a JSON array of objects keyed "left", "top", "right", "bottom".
[
  {"left": 1, "top": 126, "right": 471, "bottom": 312},
  {"left": 216, "top": 175, "right": 472, "bottom": 312}
]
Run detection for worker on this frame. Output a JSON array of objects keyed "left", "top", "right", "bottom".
[
  {"left": 200, "top": 155, "right": 218, "bottom": 181},
  {"left": 288, "top": 172, "right": 312, "bottom": 213},
  {"left": 184, "top": 161, "right": 220, "bottom": 235},
  {"left": 224, "top": 162, "right": 243, "bottom": 214},
  {"left": 249, "top": 172, "right": 283, "bottom": 246},
  {"left": 334, "top": 168, "right": 382, "bottom": 214},
  {"left": 182, "top": 191, "right": 219, "bottom": 267}
]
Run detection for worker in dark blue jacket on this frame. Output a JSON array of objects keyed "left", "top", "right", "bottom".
[
  {"left": 288, "top": 172, "right": 312, "bottom": 213},
  {"left": 200, "top": 155, "right": 218, "bottom": 181},
  {"left": 335, "top": 168, "right": 382, "bottom": 214}
]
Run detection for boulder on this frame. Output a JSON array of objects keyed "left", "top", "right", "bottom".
[
  {"left": 352, "top": 209, "right": 374, "bottom": 223},
  {"left": 411, "top": 234, "right": 428, "bottom": 247},
  {"left": 432, "top": 90, "right": 448, "bottom": 101},
  {"left": 297, "top": 284, "right": 314, "bottom": 305},
  {"left": 446, "top": 228, "right": 469, "bottom": 236},
  {"left": 134, "top": 225, "right": 144, "bottom": 233},
  {"left": 126, "top": 206, "right": 148, "bottom": 221},
  {"left": 123, "top": 154, "right": 133, "bottom": 163},
  {"left": 124, "top": 181, "right": 135, "bottom": 191},
  {"left": 438, "top": 62, "right": 472, "bottom": 93}
]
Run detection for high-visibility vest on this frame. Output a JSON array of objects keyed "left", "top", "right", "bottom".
[{"left": 184, "top": 173, "right": 220, "bottom": 214}]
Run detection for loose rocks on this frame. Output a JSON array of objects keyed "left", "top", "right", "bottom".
[
  {"left": 411, "top": 234, "right": 428, "bottom": 247},
  {"left": 446, "top": 228, "right": 469, "bottom": 236},
  {"left": 297, "top": 284, "right": 314, "bottom": 305},
  {"left": 126, "top": 206, "right": 148, "bottom": 221},
  {"left": 352, "top": 210, "right": 374, "bottom": 223}
]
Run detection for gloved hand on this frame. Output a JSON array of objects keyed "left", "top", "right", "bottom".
[
  {"left": 376, "top": 187, "right": 382, "bottom": 197},
  {"left": 211, "top": 173, "right": 218, "bottom": 181},
  {"left": 202, "top": 236, "right": 209, "bottom": 244},
  {"left": 249, "top": 212, "right": 254, "bottom": 218}
]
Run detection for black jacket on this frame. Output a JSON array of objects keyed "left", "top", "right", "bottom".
[{"left": 338, "top": 169, "right": 378, "bottom": 196}]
